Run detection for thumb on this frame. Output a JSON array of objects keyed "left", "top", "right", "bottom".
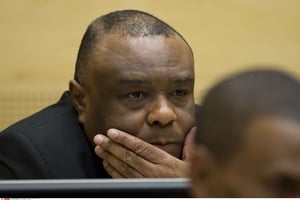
[{"left": 182, "top": 126, "right": 196, "bottom": 161}]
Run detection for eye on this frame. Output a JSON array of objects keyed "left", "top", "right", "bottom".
[
  {"left": 171, "top": 89, "right": 189, "bottom": 97},
  {"left": 128, "top": 91, "right": 145, "bottom": 100}
]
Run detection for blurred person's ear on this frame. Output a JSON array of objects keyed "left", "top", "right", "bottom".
[{"left": 190, "top": 145, "right": 217, "bottom": 197}]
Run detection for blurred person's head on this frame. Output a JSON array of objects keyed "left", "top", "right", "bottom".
[
  {"left": 190, "top": 68, "right": 300, "bottom": 197},
  {"left": 69, "top": 10, "right": 195, "bottom": 158}
]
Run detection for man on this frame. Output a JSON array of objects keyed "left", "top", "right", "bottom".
[
  {"left": 190, "top": 69, "right": 300, "bottom": 197},
  {"left": 0, "top": 10, "right": 198, "bottom": 179}
]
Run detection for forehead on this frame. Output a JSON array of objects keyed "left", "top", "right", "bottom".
[{"left": 87, "top": 34, "right": 194, "bottom": 80}]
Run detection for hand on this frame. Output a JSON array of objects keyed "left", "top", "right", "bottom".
[
  {"left": 93, "top": 128, "right": 195, "bottom": 178},
  {"left": 182, "top": 126, "right": 197, "bottom": 161}
]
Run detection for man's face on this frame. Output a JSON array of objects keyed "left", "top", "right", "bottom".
[
  {"left": 191, "top": 116, "right": 300, "bottom": 197},
  {"left": 79, "top": 34, "right": 195, "bottom": 158}
]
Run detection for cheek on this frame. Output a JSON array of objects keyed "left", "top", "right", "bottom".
[
  {"left": 83, "top": 99, "right": 109, "bottom": 136},
  {"left": 83, "top": 108, "right": 106, "bottom": 141},
  {"left": 111, "top": 112, "right": 146, "bottom": 136},
  {"left": 91, "top": 104, "right": 146, "bottom": 137},
  {"left": 177, "top": 107, "right": 196, "bottom": 130},
  {"left": 216, "top": 169, "right": 262, "bottom": 197},
  {"left": 191, "top": 181, "right": 204, "bottom": 197}
]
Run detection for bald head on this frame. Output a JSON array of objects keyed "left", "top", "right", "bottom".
[
  {"left": 74, "top": 9, "right": 192, "bottom": 84},
  {"left": 196, "top": 69, "right": 300, "bottom": 163}
]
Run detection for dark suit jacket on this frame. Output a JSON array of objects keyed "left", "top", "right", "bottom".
[
  {"left": 0, "top": 91, "right": 109, "bottom": 179},
  {"left": 0, "top": 91, "right": 201, "bottom": 179}
]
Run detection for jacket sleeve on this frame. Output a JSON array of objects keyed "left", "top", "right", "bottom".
[{"left": 0, "top": 130, "right": 51, "bottom": 179}]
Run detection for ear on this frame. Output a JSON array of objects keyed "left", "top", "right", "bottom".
[
  {"left": 189, "top": 145, "right": 217, "bottom": 197},
  {"left": 69, "top": 79, "right": 87, "bottom": 124}
]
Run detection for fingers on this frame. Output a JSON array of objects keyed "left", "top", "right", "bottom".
[
  {"left": 95, "top": 146, "right": 126, "bottom": 178},
  {"left": 182, "top": 126, "right": 197, "bottom": 161},
  {"left": 93, "top": 129, "right": 187, "bottom": 178},
  {"left": 106, "top": 129, "right": 169, "bottom": 163},
  {"left": 184, "top": 126, "right": 197, "bottom": 145},
  {"left": 94, "top": 134, "right": 147, "bottom": 177},
  {"left": 102, "top": 161, "right": 125, "bottom": 178},
  {"left": 102, "top": 157, "right": 143, "bottom": 178}
]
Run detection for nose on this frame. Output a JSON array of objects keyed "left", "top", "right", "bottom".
[{"left": 147, "top": 96, "right": 177, "bottom": 127}]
